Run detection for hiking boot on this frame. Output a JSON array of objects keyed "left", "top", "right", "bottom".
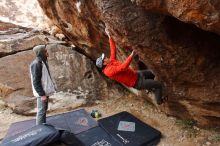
[
  {"left": 161, "top": 82, "right": 168, "bottom": 103},
  {"left": 154, "top": 89, "right": 163, "bottom": 105},
  {"left": 154, "top": 82, "right": 168, "bottom": 105}
]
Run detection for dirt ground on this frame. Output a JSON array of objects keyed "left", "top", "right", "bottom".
[{"left": 0, "top": 95, "right": 220, "bottom": 146}]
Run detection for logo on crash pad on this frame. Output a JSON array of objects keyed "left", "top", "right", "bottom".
[
  {"left": 91, "top": 139, "right": 111, "bottom": 146},
  {"left": 118, "top": 121, "right": 135, "bottom": 132},
  {"left": 76, "top": 117, "right": 88, "bottom": 126}
]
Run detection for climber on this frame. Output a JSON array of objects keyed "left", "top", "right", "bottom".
[{"left": 96, "top": 28, "right": 167, "bottom": 105}]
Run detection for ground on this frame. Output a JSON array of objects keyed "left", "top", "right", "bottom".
[{"left": 0, "top": 95, "right": 220, "bottom": 146}]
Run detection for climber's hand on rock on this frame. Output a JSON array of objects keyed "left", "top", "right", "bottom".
[
  {"left": 105, "top": 27, "right": 110, "bottom": 37},
  {"left": 131, "top": 50, "right": 136, "bottom": 57}
]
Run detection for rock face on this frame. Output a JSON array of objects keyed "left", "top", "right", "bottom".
[
  {"left": 0, "top": 0, "right": 50, "bottom": 29},
  {"left": 0, "top": 21, "right": 49, "bottom": 57},
  {"left": 0, "top": 50, "right": 35, "bottom": 98},
  {"left": 132, "top": 0, "right": 220, "bottom": 35},
  {"left": 47, "top": 43, "right": 126, "bottom": 101},
  {"left": 0, "top": 22, "right": 128, "bottom": 115},
  {"left": 38, "top": 0, "right": 220, "bottom": 128}
]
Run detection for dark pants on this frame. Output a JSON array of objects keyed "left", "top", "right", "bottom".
[
  {"left": 36, "top": 97, "right": 48, "bottom": 125},
  {"left": 134, "top": 70, "right": 164, "bottom": 103}
]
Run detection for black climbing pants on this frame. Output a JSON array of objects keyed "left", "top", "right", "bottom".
[{"left": 133, "top": 70, "right": 163, "bottom": 103}]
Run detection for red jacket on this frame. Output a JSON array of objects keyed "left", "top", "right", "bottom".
[{"left": 103, "top": 37, "right": 138, "bottom": 87}]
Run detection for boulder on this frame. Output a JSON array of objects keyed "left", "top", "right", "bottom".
[
  {"left": 0, "top": 50, "right": 35, "bottom": 98},
  {"left": 0, "top": 21, "right": 48, "bottom": 57},
  {"left": 0, "top": 0, "right": 50, "bottom": 29},
  {"left": 132, "top": 0, "right": 220, "bottom": 35},
  {"left": 38, "top": 0, "right": 220, "bottom": 128}
]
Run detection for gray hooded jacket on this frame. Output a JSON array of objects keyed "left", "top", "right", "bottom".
[{"left": 30, "top": 45, "right": 56, "bottom": 97}]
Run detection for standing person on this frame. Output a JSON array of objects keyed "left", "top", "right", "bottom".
[
  {"left": 96, "top": 28, "right": 167, "bottom": 104},
  {"left": 30, "top": 45, "right": 56, "bottom": 125}
]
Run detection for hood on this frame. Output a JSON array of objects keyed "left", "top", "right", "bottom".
[{"left": 33, "top": 45, "right": 47, "bottom": 61}]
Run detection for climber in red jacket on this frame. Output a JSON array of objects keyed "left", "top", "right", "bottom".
[{"left": 96, "top": 28, "right": 167, "bottom": 105}]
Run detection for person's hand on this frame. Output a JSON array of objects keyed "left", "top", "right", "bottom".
[
  {"left": 105, "top": 27, "right": 110, "bottom": 37},
  {"left": 41, "top": 96, "right": 48, "bottom": 102},
  {"left": 130, "top": 50, "right": 136, "bottom": 57}
]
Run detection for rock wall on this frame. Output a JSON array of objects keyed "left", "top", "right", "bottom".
[
  {"left": 0, "top": 0, "right": 50, "bottom": 29},
  {"left": 132, "top": 0, "right": 220, "bottom": 35},
  {"left": 38, "top": 0, "right": 220, "bottom": 129}
]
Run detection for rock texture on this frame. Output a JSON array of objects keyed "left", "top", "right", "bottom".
[
  {"left": 0, "top": 21, "right": 49, "bottom": 57},
  {"left": 38, "top": 0, "right": 220, "bottom": 128},
  {"left": 0, "top": 50, "right": 35, "bottom": 98},
  {"left": 132, "top": 0, "right": 220, "bottom": 35},
  {"left": 0, "top": 0, "right": 50, "bottom": 29},
  {"left": 37, "top": 0, "right": 109, "bottom": 59}
]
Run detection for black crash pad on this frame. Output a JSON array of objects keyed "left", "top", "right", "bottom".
[
  {"left": 76, "top": 126, "right": 122, "bottom": 146},
  {"left": 98, "top": 111, "right": 161, "bottom": 146},
  {"left": 3, "top": 109, "right": 98, "bottom": 141},
  {"left": 1, "top": 124, "right": 60, "bottom": 146}
]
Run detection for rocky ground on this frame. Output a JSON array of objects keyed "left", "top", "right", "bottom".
[{"left": 0, "top": 94, "right": 220, "bottom": 146}]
